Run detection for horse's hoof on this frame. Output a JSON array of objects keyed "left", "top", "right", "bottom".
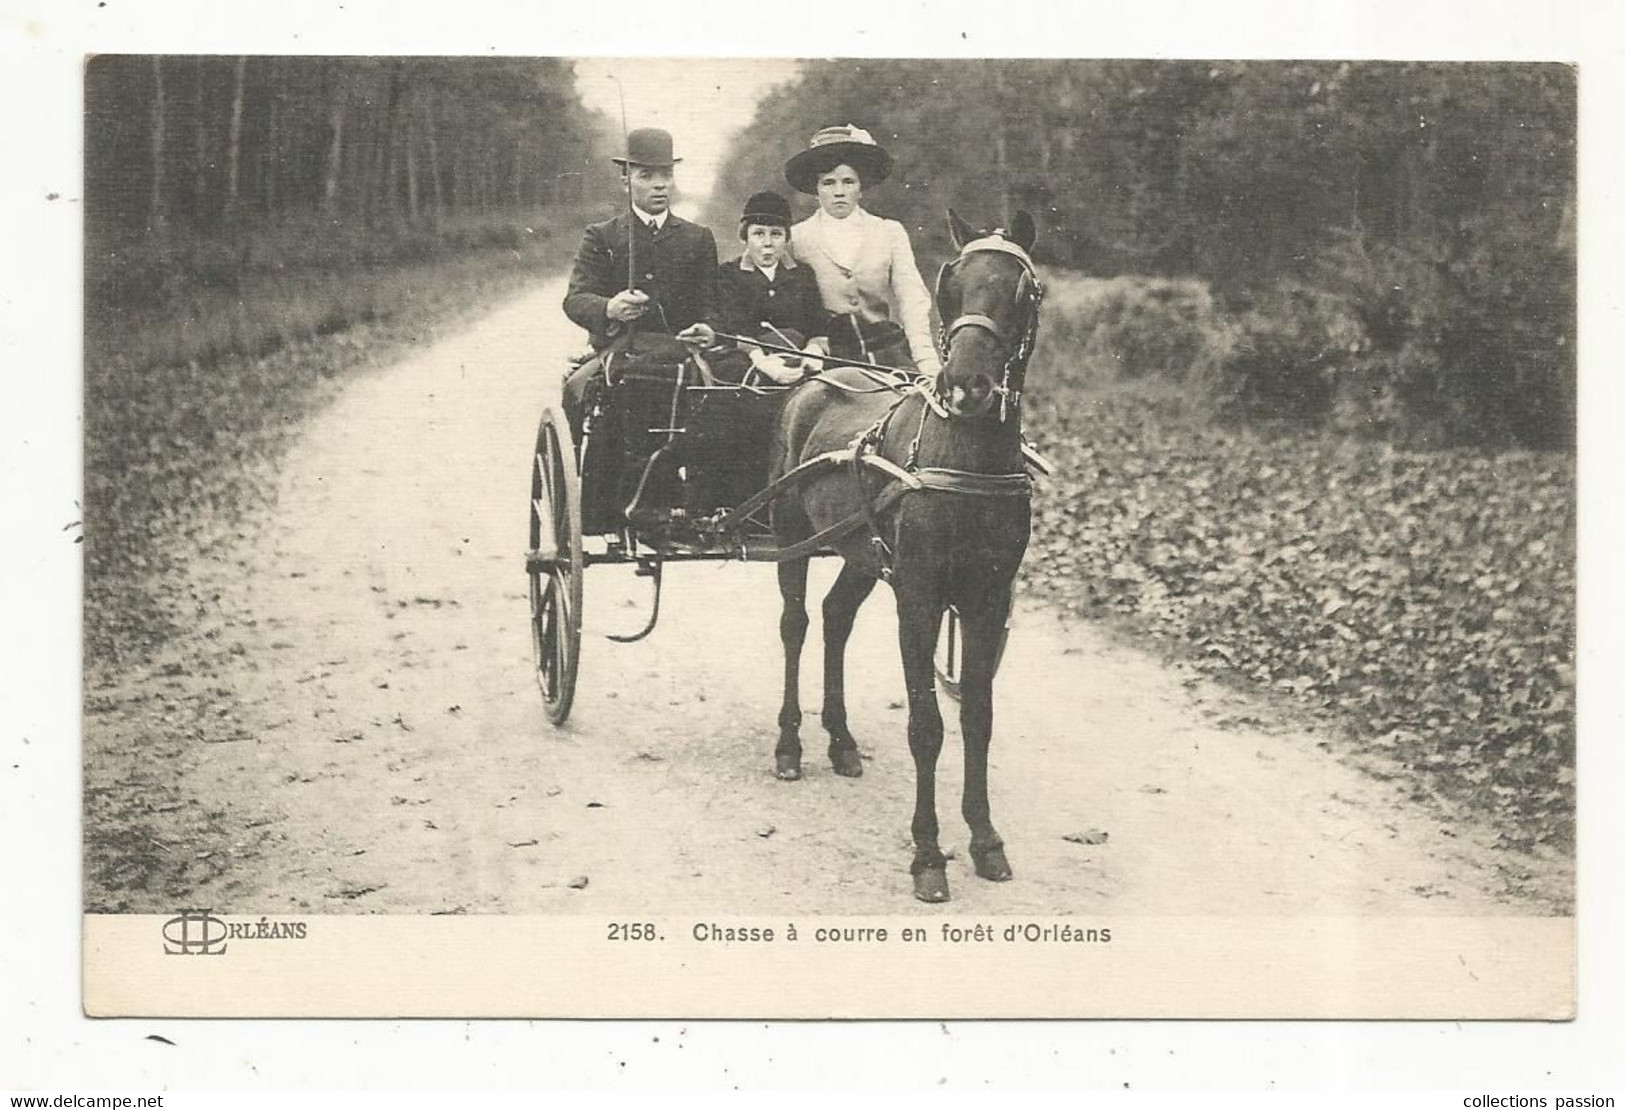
[
  {"left": 774, "top": 754, "right": 802, "bottom": 781},
  {"left": 972, "top": 845, "right": 1013, "bottom": 882},
  {"left": 828, "top": 745, "right": 864, "bottom": 778},
  {"left": 913, "top": 866, "right": 951, "bottom": 903}
]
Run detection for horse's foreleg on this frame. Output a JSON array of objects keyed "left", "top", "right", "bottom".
[
  {"left": 775, "top": 557, "right": 811, "bottom": 780},
  {"left": 959, "top": 590, "right": 1012, "bottom": 881},
  {"left": 820, "top": 562, "right": 877, "bottom": 777},
  {"left": 897, "top": 593, "right": 950, "bottom": 901}
]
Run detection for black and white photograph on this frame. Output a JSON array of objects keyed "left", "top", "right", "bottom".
[{"left": 69, "top": 53, "right": 1583, "bottom": 1016}]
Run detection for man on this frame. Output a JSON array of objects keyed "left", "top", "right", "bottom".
[{"left": 561, "top": 127, "right": 718, "bottom": 436}]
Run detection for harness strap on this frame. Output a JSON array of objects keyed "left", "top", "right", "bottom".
[
  {"left": 801, "top": 370, "right": 912, "bottom": 395},
  {"left": 721, "top": 447, "right": 852, "bottom": 525},
  {"left": 946, "top": 312, "right": 1008, "bottom": 348},
  {"left": 770, "top": 466, "right": 1031, "bottom": 564},
  {"left": 913, "top": 467, "right": 1033, "bottom": 497}
]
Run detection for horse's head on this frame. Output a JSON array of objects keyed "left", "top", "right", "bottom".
[{"left": 932, "top": 208, "right": 1044, "bottom": 421}]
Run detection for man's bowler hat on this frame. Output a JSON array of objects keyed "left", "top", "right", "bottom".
[{"left": 612, "top": 127, "right": 681, "bottom": 169}]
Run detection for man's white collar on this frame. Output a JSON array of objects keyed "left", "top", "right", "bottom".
[{"left": 632, "top": 205, "right": 668, "bottom": 229}]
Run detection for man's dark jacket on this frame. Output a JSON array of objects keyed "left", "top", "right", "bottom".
[
  {"left": 563, "top": 212, "right": 719, "bottom": 349},
  {"left": 714, "top": 254, "right": 827, "bottom": 344}
]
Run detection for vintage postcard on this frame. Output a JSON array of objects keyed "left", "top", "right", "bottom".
[{"left": 78, "top": 54, "right": 1577, "bottom": 1019}]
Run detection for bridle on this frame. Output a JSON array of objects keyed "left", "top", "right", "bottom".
[{"left": 932, "top": 233, "right": 1046, "bottom": 421}]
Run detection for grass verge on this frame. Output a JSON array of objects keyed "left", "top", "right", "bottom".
[{"left": 1020, "top": 277, "right": 1576, "bottom": 852}]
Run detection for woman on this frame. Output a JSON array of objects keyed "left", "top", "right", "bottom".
[
  {"left": 714, "top": 190, "right": 830, "bottom": 384},
  {"left": 784, "top": 124, "right": 941, "bottom": 375}
]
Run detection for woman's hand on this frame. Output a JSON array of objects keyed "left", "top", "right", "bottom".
[
  {"left": 749, "top": 348, "right": 806, "bottom": 384},
  {"left": 801, "top": 337, "right": 831, "bottom": 370}
]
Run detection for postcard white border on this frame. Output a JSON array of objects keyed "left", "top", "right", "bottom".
[{"left": 4, "top": 0, "right": 1622, "bottom": 1092}]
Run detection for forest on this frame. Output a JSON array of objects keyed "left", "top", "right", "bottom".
[
  {"left": 85, "top": 55, "right": 605, "bottom": 236},
  {"left": 709, "top": 60, "right": 1575, "bottom": 448}
]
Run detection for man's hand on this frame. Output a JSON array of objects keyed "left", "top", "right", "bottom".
[
  {"left": 675, "top": 322, "right": 716, "bottom": 348},
  {"left": 606, "top": 288, "right": 650, "bottom": 323}
]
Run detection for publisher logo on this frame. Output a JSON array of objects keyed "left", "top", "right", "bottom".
[{"left": 162, "top": 910, "right": 229, "bottom": 955}]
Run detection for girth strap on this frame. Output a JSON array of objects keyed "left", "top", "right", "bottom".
[{"left": 768, "top": 462, "right": 1032, "bottom": 565}]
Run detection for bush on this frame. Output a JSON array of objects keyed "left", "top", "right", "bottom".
[
  {"left": 1308, "top": 229, "right": 1575, "bottom": 449},
  {"left": 1041, "top": 276, "right": 1232, "bottom": 387},
  {"left": 1192, "top": 279, "right": 1367, "bottom": 424}
]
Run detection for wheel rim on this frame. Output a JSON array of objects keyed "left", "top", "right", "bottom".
[{"left": 529, "top": 415, "right": 582, "bottom": 722}]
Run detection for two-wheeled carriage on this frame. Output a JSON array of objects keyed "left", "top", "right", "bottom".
[
  {"left": 529, "top": 211, "right": 1048, "bottom": 902},
  {"left": 524, "top": 333, "right": 1004, "bottom": 725}
]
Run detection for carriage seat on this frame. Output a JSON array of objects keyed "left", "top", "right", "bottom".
[{"left": 578, "top": 335, "right": 787, "bottom": 535}]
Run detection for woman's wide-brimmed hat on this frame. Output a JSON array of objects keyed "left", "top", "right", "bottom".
[
  {"left": 784, "top": 124, "right": 893, "bottom": 195},
  {"left": 611, "top": 127, "right": 681, "bottom": 168},
  {"left": 738, "top": 190, "right": 794, "bottom": 235}
]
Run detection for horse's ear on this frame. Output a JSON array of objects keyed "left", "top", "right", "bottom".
[
  {"left": 1009, "top": 210, "right": 1037, "bottom": 253},
  {"left": 947, "top": 208, "right": 977, "bottom": 250}
]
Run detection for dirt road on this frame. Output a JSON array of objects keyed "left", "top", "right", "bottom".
[{"left": 83, "top": 278, "right": 1572, "bottom": 916}]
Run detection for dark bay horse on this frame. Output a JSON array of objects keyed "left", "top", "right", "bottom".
[{"left": 768, "top": 209, "right": 1044, "bottom": 903}]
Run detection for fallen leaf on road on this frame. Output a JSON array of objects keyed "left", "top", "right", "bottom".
[
  {"left": 1063, "top": 830, "right": 1110, "bottom": 846},
  {"left": 567, "top": 875, "right": 589, "bottom": 890},
  {"left": 756, "top": 825, "right": 776, "bottom": 839},
  {"left": 508, "top": 838, "right": 538, "bottom": 848}
]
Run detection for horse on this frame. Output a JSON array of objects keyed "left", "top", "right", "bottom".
[{"left": 767, "top": 208, "right": 1044, "bottom": 903}]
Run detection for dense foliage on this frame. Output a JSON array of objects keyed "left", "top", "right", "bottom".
[
  {"left": 1022, "top": 279, "right": 1576, "bottom": 847},
  {"left": 710, "top": 60, "right": 1574, "bottom": 447}
]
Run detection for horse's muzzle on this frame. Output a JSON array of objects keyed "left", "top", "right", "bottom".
[{"left": 943, "top": 373, "right": 999, "bottom": 419}]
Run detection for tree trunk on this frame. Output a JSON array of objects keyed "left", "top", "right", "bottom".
[
  {"left": 382, "top": 63, "right": 406, "bottom": 220},
  {"left": 511, "top": 137, "right": 524, "bottom": 208},
  {"left": 192, "top": 59, "right": 209, "bottom": 225},
  {"left": 225, "top": 56, "right": 247, "bottom": 217},
  {"left": 423, "top": 93, "right": 444, "bottom": 223},
  {"left": 149, "top": 57, "right": 167, "bottom": 231},
  {"left": 264, "top": 77, "right": 281, "bottom": 218},
  {"left": 405, "top": 91, "right": 420, "bottom": 223},
  {"left": 321, "top": 92, "right": 345, "bottom": 217}
]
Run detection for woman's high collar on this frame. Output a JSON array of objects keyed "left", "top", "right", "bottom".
[{"left": 814, "top": 205, "right": 871, "bottom": 227}]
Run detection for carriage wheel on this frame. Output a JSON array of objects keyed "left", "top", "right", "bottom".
[
  {"left": 933, "top": 606, "right": 1011, "bottom": 702},
  {"left": 527, "top": 409, "right": 584, "bottom": 724}
]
